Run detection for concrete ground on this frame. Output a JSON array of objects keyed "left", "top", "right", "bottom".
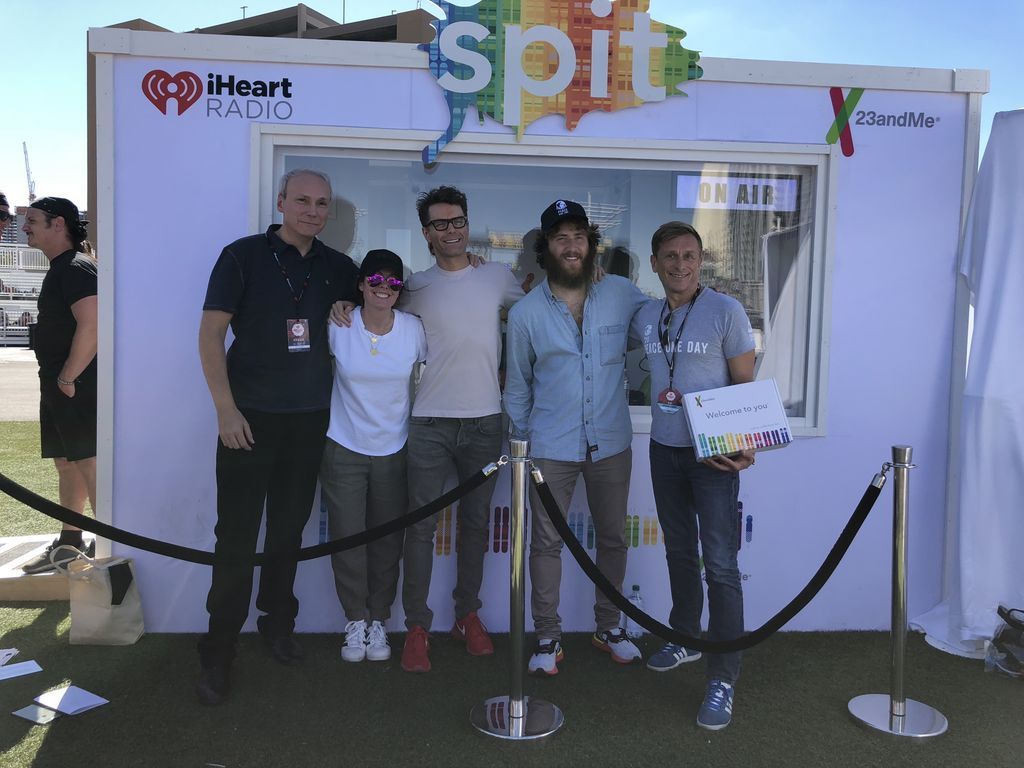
[{"left": 0, "top": 347, "right": 38, "bottom": 421}]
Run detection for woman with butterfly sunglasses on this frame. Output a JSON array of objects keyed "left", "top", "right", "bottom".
[{"left": 319, "top": 248, "right": 426, "bottom": 664}]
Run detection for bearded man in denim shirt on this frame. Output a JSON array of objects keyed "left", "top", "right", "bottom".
[{"left": 504, "top": 200, "right": 649, "bottom": 677}]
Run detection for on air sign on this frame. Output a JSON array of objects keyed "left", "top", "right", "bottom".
[
  {"left": 676, "top": 173, "right": 801, "bottom": 212},
  {"left": 141, "top": 69, "right": 296, "bottom": 120}
]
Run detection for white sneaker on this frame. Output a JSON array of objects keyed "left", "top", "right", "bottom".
[
  {"left": 366, "top": 620, "right": 391, "bottom": 662},
  {"left": 592, "top": 628, "right": 642, "bottom": 664},
  {"left": 342, "top": 619, "right": 367, "bottom": 662},
  {"left": 528, "top": 639, "right": 564, "bottom": 676}
]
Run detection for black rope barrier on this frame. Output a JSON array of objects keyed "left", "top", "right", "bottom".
[
  {"left": 532, "top": 471, "right": 884, "bottom": 654},
  {"left": 0, "top": 464, "right": 499, "bottom": 567}
]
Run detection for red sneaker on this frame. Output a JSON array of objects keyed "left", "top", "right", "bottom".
[
  {"left": 401, "top": 626, "right": 431, "bottom": 673},
  {"left": 451, "top": 611, "right": 494, "bottom": 656}
]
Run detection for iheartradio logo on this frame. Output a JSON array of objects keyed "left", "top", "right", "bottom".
[{"left": 142, "top": 70, "right": 202, "bottom": 115}]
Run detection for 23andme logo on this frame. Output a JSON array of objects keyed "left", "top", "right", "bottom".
[
  {"left": 827, "top": 86, "right": 940, "bottom": 157},
  {"left": 142, "top": 70, "right": 203, "bottom": 115},
  {"left": 826, "top": 86, "right": 864, "bottom": 157}
]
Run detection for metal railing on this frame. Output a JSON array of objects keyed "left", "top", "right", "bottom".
[{"left": 0, "top": 246, "right": 48, "bottom": 271}]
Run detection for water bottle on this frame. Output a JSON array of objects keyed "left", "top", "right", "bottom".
[
  {"left": 623, "top": 584, "right": 645, "bottom": 638},
  {"left": 318, "top": 494, "right": 329, "bottom": 544}
]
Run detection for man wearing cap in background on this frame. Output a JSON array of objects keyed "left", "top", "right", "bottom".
[
  {"left": 196, "top": 169, "right": 358, "bottom": 705},
  {"left": 19, "top": 197, "right": 99, "bottom": 574},
  {"left": 0, "top": 192, "right": 12, "bottom": 237},
  {"left": 504, "top": 199, "right": 649, "bottom": 676}
]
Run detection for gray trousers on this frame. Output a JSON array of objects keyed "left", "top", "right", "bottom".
[
  {"left": 319, "top": 438, "right": 407, "bottom": 623},
  {"left": 528, "top": 448, "right": 632, "bottom": 641},
  {"left": 402, "top": 414, "right": 503, "bottom": 630}
]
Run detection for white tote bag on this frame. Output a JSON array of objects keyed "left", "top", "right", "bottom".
[{"left": 52, "top": 547, "right": 145, "bottom": 646}]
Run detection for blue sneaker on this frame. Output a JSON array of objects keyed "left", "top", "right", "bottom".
[
  {"left": 646, "top": 642, "right": 701, "bottom": 671},
  {"left": 697, "top": 679, "right": 734, "bottom": 730}
]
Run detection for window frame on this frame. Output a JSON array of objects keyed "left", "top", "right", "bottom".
[{"left": 252, "top": 124, "right": 838, "bottom": 436}]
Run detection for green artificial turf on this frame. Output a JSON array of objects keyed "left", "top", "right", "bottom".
[
  {"left": 0, "top": 607, "right": 1019, "bottom": 768},
  {"left": 0, "top": 422, "right": 58, "bottom": 537},
  {"left": 1, "top": 427, "right": 1019, "bottom": 765}
]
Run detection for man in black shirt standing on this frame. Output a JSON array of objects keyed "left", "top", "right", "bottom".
[
  {"left": 19, "top": 197, "right": 98, "bottom": 574},
  {"left": 196, "top": 169, "right": 358, "bottom": 705}
]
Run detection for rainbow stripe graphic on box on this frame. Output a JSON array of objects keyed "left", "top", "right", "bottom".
[
  {"left": 683, "top": 379, "right": 793, "bottom": 461},
  {"left": 420, "top": 0, "right": 702, "bottom": 165},
  {"left": 696, "top": 428, "right": 792, "bottom": 458}
]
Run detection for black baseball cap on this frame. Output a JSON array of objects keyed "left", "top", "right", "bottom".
[
  {"left": 0, "top": 193, "right": 9, "bottom": 208},
  {"left": 29, "top": 197, "right": 88, "bottom": 227},
  {"left": 540, "top": 199, "right": 589, "bottom": 233},
  {"left": 359, "top": 248, "right": 405, "bottom": 280}
]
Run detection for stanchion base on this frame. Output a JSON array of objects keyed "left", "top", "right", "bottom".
[
  {"left": 848, "top": 694, "right": 948, "bottom": 738},
  {"left": 470, "top": 695, "right": 564, "bottom": 740}
]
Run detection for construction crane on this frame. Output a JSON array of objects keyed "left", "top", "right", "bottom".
[{"left": 23, "top": 142, "right": 36, "bottom": 202}]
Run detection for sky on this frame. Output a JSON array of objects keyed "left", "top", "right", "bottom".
[{"left": 0, "top": 0, "right": 1020, "bottom": 208}]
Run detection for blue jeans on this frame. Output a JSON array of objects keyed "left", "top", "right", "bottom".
[{"left": 649, "top": 440, "right": 743, "bottom": 684}]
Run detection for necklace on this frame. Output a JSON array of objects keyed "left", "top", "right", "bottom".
[
  {"left": 364, "top": 328, "right": 381, "bottom": 356},
  {"left": 361, "top": 312, "right": 394, "bottom": 357}
]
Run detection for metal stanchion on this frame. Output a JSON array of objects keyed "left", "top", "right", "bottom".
[
  {"left": 471, "top": 439, "right": 563, "bottom": 740},
  {"left": 849, "top": 445, "right": 948, "bottom": 739}
]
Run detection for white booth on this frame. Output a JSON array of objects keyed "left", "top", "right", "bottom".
[{"left": 87, "top": 9, "right": 987, "bottom": 635}]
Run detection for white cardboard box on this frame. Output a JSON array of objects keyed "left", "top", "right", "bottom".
[{"left": 683, "top": 379, "right": 792, "bottom": 460}]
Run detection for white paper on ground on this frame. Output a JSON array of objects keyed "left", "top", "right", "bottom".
[
  {"left": 0, "top": 649, "right": 18, "bottom": 666},
  {"left": 11, "top": 704, "right": 63, "bottom": 724},
  {"left": 34, "top": 685, "right": 108, "bottom": 715},
  {"left": 0, "top": 661, "right": 42, "bottom": 681}
]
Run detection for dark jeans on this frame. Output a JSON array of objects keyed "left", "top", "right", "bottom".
[
  {"left": 402, "top": 414, "right": 503, "bottom": 630},
  {"left": 649, "top": 440, "right": 743, "bottom": 684},
  {"left": 198, "top": 408, "right": 328, "bottom": 668}
]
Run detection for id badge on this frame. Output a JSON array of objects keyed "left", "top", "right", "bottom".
[
  {"left": 287, "top": 319, "right": 310, "bottom": 352},
  {"left": 656, "top": 386, "right": 683, "bottom": 414}
]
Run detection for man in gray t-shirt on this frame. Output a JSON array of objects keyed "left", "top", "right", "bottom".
[
  {"left": 397, "top": 185, "right": 524, "bottom": 674},
  {"left": 629, "top": 221, "right": 756, "bottom": 731}
]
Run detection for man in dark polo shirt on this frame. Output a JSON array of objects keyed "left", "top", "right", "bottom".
[
  {"left": 19, "top": 197, "right": 99, "bottom": 574},
  {"left": 196, "top": 169, "right": 358, "bottom": 705}
]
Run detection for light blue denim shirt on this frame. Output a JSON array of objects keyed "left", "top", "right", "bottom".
[{"left": 504, "top": 275, "right": 649, "bottom": 462}]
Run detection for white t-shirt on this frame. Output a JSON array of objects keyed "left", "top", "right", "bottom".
[
  {"left": 327, "top": 308, "right": 426, "bottom": 456},
  {"left": 399, "top": 261, "right": 524, "bottom": 418}
]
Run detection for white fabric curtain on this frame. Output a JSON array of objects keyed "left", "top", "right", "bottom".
[{"left": 913, "top": 110, "right": 1024, "bottom": 655}]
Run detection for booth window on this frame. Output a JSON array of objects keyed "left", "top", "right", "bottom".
[{"left": 273, "top": 149, "right": 827, "bottom": 433}]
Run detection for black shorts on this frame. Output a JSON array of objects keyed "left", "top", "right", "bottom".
[{"left": 39, "top": 374, "right": 97, "bottom": 462}]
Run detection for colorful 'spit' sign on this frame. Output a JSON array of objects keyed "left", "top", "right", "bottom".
[{"left": 420, "top": 0, "right": 702, "bottom": 165}]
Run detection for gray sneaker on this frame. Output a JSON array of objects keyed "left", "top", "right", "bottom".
[
  {"left": 21, "top": 538, "right": 93, "bottom": 575},
  {"left": 646, "top": 642, "right": 701, "bottom": 671}
]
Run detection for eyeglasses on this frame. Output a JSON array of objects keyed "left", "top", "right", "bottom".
[
  {"left": 426, "top": 216, "right": 467, "bottom": 231},
  {"left": 365, "top": 273, "right": 404, "bottom": 291},
  {"left": 0, "top": 212, "right": 11, "bottom": 222}
]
